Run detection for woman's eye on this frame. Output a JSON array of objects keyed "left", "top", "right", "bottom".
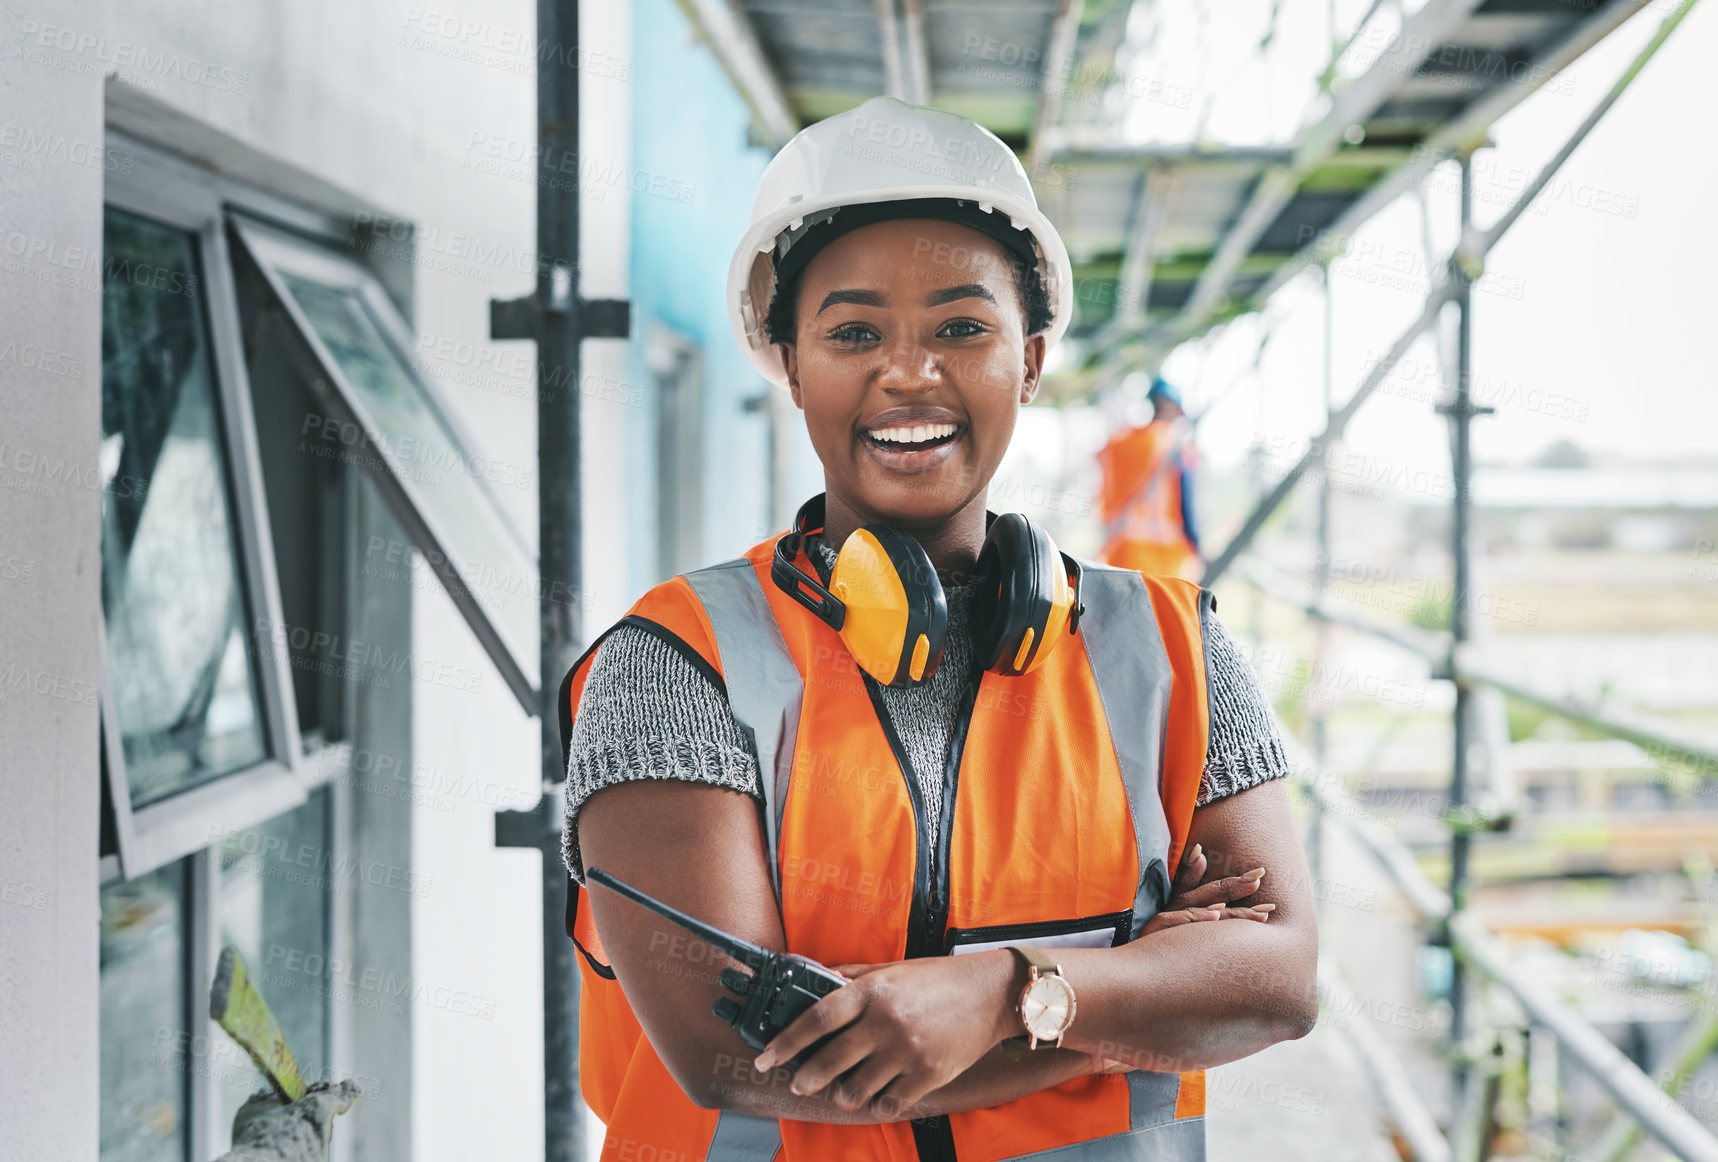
[
  {"left": 828, "top": 323, "right": 879, "bottom": 344},
  {"left": 938, "top": 318, "right": 988, "bottom": 339}
]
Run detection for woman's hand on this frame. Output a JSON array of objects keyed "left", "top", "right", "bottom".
[
  {"left": 1141, "top": 842, "right": 1273, "bottom": 935},
  {"left": 751, "top": 951, "right": 1020, "bottom": 1117},
  {"left": 756, "top": 842, "right": 1276, "bottom": 1104}
]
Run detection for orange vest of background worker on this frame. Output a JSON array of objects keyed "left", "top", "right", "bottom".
[
  {"left": 562, "top": 515, "right": 1214, "bottom": 1161},
  {"left": 1098, "top": 377, "right": 1201, "bottom": 583}
]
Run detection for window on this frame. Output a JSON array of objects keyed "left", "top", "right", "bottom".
[
  {"left": 232, "top": 219, "right": 540, "bottom": 712},
  {"left": 96, "top": 791, "right": 334, "bottom": 1162},
  {"left": 98, "top": 141, "right": 346, "bottom": 1162},
  {"left": 100, "top": 209, "right": 271, "bottom": 808},
  {"left": 98, "top": 193, "right": 305, "bottom": 880},
  {"left": 213, "top": 792, "right": 333, "bottom": 1153},
  {"left": 96, "top": 127, "right": 529, "bottom": 1162},
  {"left": 648, "top": 324, "right": 705, "bottom": 579},
  {"left": 99, "top": 863, "right": 189, "bottom": 1162}
]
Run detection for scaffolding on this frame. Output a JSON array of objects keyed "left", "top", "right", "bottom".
[
  {"left": 500, "top": 0, "right": 1715, "bottom": 1157},
  {"left": 1195, "top": 2, "right": 1718, "bottom": 1156}
]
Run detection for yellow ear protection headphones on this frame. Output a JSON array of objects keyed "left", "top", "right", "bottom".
[{"left": 771, "top": 494, "right": 1084, "bottom": 688}]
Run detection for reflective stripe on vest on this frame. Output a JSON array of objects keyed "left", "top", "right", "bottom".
[
  {"left": 1078, "top": 564, "right": 1176, "bottom": 936},
  {"left": 1002, "top": 1074, "right": 1203, "bottom": 1161},
  {"left": 683, "top": 559, "right": 803, "bottom": 907},
  {"left": 708, "top": 1111, "right": 782, "bottom": 1161},
  {"left": 698, "top": 1088, "right": 1209, "bottom": 1162}
]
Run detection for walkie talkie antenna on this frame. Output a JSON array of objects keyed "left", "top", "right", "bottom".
[
  {"left": 584, "top": 866, "right": 849, "bottom": 1066},
  {"left": 586, "top": 867, "right": 769, "bottom": 970}
]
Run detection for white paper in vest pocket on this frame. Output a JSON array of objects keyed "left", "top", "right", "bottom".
[{"left": 944, "top": 913, "right": 1129, "bottom": 956}]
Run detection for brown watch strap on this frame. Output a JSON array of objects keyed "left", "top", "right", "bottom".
[{"left": 1006, "top": 945, "right": 1060, "bottom": 975}]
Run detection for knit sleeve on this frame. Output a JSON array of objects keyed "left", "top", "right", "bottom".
[
  {"left": 560, "top": 624, "right": 763, "bottom": 882},
  {"left": 1198, "top": 613, "right": 1291, "bottom": 806}
]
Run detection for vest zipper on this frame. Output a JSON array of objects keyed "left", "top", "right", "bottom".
[{"left": 862, "top": 663, "right": 983, "bottom": 1162}]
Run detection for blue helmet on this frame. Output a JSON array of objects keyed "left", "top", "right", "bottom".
[{"left": 1147, "top": 376, "right": 1184, "bottom": 408}]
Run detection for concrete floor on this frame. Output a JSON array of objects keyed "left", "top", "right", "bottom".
[
  {"left": 1207, "top": 1022, "right": 1404, "bottom": 1162},
  {"left": 1205, "top": 815, "right": 1452, "bottom": 1161}
]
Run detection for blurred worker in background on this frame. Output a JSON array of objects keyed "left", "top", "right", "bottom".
[{"left": 1097, "top": 376, "right": 1202, "bottom": 583}]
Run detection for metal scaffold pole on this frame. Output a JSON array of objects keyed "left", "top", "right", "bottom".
[
  {"left": 534, "top": 2, "right": 585, "bottom": 1150},
  {"left": 491, "top": 2, "right": 630, "bottom": 1159},
  {"left": 1440, "top": 148, "right": 1493, "bottom": 1134},
  {"left": 1307, "top": 262, "right": 1335, "bottom": 892}
]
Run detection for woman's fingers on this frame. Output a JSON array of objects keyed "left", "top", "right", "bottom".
[
  {"left": 875, "top": 1066, "right": 945, "bottom": 1114},
  {"left": 832, "top": 1055, "right": 907, "bottom": 1114},
  {"left": 1140, "top": 906, "right": 1226, "bottom": 935},
  {"left": 1169, "top": 843, "right": 1208, "bottom": 898},
  {"left": 1223, "top": 904, "right": 1275, "bottom": 922},
  {"left": 1167, "top": 867, "right": 1265, "bottom": 911},
  {"left": 1140, "top": 897, "right": 1276, "bottom": 936},
  {"left": 786, "top": 1026, "right": 876, "bottom": 1098},
  {"left": 831, "top": 962, "right": 885, "bottom": 979},
  {"left": 754, "top": 984, "right": 866, "bottom": 1073}
]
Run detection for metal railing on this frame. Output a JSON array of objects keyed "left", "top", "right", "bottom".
[{"left": 1290, "top": 720, "right": 1718, "bottom": 1162}]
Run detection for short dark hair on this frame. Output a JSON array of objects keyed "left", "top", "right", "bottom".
[{"left": 764, "top": 248, "right": 1053, "bottom": 346}]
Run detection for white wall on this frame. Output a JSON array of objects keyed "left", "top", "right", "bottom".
[
  {"left": 1, "top": 0, "right": 636, "bottom": 1155},
  {"left": 0, "top": 10, "right": 105, "bottom": 1155}
]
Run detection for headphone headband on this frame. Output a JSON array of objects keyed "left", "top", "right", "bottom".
[{"left": 771, "top": 495, "right": 846, "bottom": 630}]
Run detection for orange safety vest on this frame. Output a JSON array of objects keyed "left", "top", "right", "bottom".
[
  {"left": 562, "top": 532, "right": 1213, "bottom": 1161},
  {"left": 1097, "top": 420, "right": 1198, "bottom": 583}
]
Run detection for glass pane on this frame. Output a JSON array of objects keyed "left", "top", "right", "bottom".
[
  {"left": 100, "top": 864, "right": 187, "bottom": 1162},
  {"left": 274, "top": 270, "right": 538, "bottom": 684},
  {"left": 101, "top": 208, "right": 268, "bottom": 807},
  {"left": 213, "top": 791, "right": 332, "bottom": 1153}
]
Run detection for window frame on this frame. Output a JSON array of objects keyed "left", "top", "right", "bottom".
[
  {"left": 100, "top": 137, "right": 358, "bottom": 1158},
  {"left": 100, "top": 160, "right": 310, "bottom": 879},
  {"left": 229, "top": 215, "right": 541, "bottom": 712}
]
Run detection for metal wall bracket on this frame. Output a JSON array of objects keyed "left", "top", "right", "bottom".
[
  {"left": 581, "top": 299, "right": 632, "bottom": 339},
  {"left": 489, "top": 295, "right": 632, "bottom": 342},
  {"left": 495, "top": 784, "right": 565, "bottom": 848}
]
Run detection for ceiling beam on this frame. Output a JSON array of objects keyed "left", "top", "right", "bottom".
[
  {"left": 1098, "top": 165, "right": 1172, "bottom": 344},
  {"left": 1248, "top": 0, "right": 1654, "bottom": 307},
  {"left": 1026, "top": 0, "right": 1085, "bottom": 175},
  {"left": 875, "top": 0, "right": 908, "bottom": 100},
  {"left": 1163, "top": 0, "right": 1487, "bottom": 343},
  {"left": 1047, "top": 138, "right": 1298, "bottom": 166},
  {"left": 901, "top": 0, "right": 931, "bottom": 105},
  {"left": 675, "top": 0, "right": 799, "bottom": 148}
]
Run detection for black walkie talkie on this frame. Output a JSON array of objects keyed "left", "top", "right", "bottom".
[{"left": 585, "top": 867, "right": 848, "bottom": 1069}]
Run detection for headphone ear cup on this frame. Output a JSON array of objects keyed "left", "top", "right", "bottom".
[
  {"left": 974, "top": 514, "right": 1067, "bottom": 676},
  {"left": 828, "top": 525, "right": 947, "bottom": 687}
]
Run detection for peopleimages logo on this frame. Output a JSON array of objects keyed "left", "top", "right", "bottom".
[
  {"left": 844, "top": 110, "right": 1017, "bottom": 177},
  {"left": 18, "top": 21, "right": 250, "bottom": 93},
  {"left": 0, "top": 123, "right": 133, "bottom": 175}
]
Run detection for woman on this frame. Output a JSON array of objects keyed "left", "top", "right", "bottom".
[{"left": 563, "top": 97, "right": 1317, "bottom": 1161}]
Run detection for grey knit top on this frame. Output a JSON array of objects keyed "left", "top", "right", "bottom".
[{"left": 561, "top": 540, "right": 1288, "bottom": 881}]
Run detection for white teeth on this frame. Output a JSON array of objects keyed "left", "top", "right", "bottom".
[{"left": 869, "top": 423, "right": 957, "bottom": 445}]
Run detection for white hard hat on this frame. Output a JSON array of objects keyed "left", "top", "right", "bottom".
[{"left": 728, "top": 96, "right": 1075, "bottom": 386}]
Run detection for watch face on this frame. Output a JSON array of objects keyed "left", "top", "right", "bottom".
[{"left": 1022, "top": 974, "right": 1076, "bottom": 1041}]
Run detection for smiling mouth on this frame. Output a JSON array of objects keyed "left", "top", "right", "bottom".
[{"left": 863, "top": 422, "right": 963, "bottom": 454}]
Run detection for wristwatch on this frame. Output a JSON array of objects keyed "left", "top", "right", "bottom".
[{"left": 1006, "top": 945, "right": 1077, "bottom": 1051}]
